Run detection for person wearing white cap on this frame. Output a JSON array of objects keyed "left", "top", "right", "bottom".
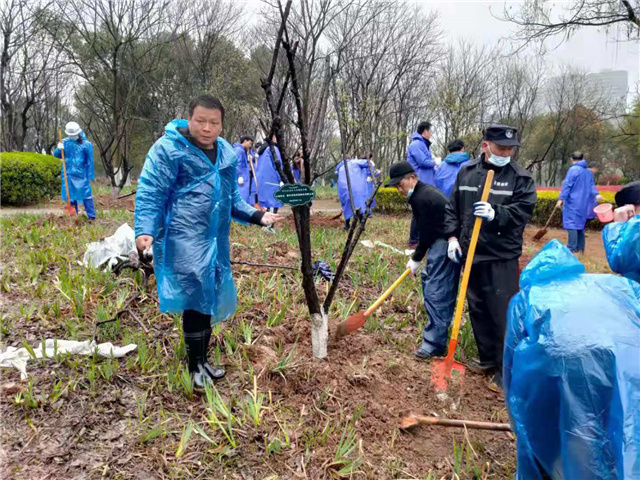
[{"left": 53, "top": 122, "right": 96, "bottom": 219}]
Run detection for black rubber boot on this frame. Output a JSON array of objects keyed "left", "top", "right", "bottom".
[{"left": 202, "top": 328, "right": 225, "bottom": 381}]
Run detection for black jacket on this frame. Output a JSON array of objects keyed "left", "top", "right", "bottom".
[
  {"left": 444, "top": 155, "right": 537, "bottom": 264},
  {"left": 409, "top": 181, "right": 449, "bottom": 262}
]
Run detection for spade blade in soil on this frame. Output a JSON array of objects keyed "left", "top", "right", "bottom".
[
  {"left": 335, "top": 310, "right": 366, "bottom": 338},
  {"left": 64, "top": 203, "right": 76, "bottom": 216},
  {"left": 430, "top": 355, "right": 466, "bottom": 391},
  {"left": 532, "top": 227, "right": 548, "bottom": 241}
]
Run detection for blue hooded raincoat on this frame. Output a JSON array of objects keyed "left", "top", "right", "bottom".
[
  {"left": 504, "top": 238, "right": 640, "bottom": 480},
  {"left": 407, "top": 132, "right": 436, "bottom": 186},
  {"left": 135, "top": 120, "right": 257, "bottom": 321},
  {"left": 233, "top": 143, "right": 256, "bottom": 204},
  {"left": 256, "top": 144, "right": 284, "bottom": 209},
  {"left": 604, "top": 214, "right": 640, "bottom": 283},
  {"left": 558, "top": 160, "right": 599, "bottom": 230},
  {"left": 337, "top": 159, "right": 370, "bottom": 220},
  {"left": 53, "top": 132, "right": 95, "bottom": 202},
  {"left": 435, "top": 151, "right": 470, "bottom": 197}
]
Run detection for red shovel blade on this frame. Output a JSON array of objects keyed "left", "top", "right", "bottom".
[
  {"left": 430, "top": 346, "right": 466, "bottom": 391},
  {"left": 64, "top": 203, "right": 76, "bottom": 216},
  {"left": 335, "top": 310, "right": 366, "bottom": 339}
]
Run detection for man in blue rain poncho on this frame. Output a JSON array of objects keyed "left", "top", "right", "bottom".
[
  {"left": 53, "top": 122, "right": 96, "bottom": 219},
  {"left": 556, "top": 151, "right": 602, "bottom": 253},
  {"left": 407, "top": 121, "right": 436, "bottom": 246},
  {"left": 435, "top": 139, "right": 470, "bottom": 198},
  {"left": 134, "top": 95, "right": 282, "bottom": 388},
  {"left": 233, "top": 135, "right": 255, "bottom": 204},
  {"left": 503, "top": 180, "right": 640, "bottom": 480},
  {"left": 256, "top": 135, "right": 284, "bottom": 213},
  {"left": 336, "top": 158, "right": 372, "bottom": 230}
]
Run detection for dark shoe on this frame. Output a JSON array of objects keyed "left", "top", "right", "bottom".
[
  {"left": 413, "top": 348, "right": 445, "bottom": 360},
  {"left": 487, "top": 371, "right": 503, "bottom": 392},
  {"left": 466, "top": 357, "right": 497, "bottom": 375},
  {"left": 202, "top": 362, "right": 226, "bottom": 380}
]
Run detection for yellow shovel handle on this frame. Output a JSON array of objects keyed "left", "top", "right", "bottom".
[
  {"left": 450, "top": 169, "right": 495, "bottom": 341},
  {"left": 364, "top": 268, "right": 412, "bottom": 317}
]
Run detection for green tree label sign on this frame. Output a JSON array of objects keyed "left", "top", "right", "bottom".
[{"left": 273, "top": 184, "right": 316, "bottom": 206}]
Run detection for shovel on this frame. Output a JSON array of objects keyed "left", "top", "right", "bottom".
[
  {"left": 335, "top": 268, "right": 411, "bottom": 338},
  {"left": 59, "top": 129, "right": 77, "bottom": 217},
  {"left": 430, "top": 169, "right": 494, "bottom": 391},
  {"left": 532, "top": 203, "right": 559, "bottom": 241}
]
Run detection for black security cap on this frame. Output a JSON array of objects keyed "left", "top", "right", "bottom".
[
  {"left": 386, "top": 161, "right": 415, "bottom": 186},
  {"left": 483, "top": 124, "right": 520, "bottom": 147},
  {"left": 615, "top": 181, "right": 640, "bottom": 206}
]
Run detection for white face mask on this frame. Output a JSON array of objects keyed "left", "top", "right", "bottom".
[
  {"left": 488, "top": 146, "right": 511, "bottom": 167},
  {"left": 69, "top": 134, "right": 79, "bottom": 141}
]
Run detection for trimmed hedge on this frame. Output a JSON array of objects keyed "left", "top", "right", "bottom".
[
  {"left": 374, "top": 187, "right": 617, "bottom": 230},
  {"left": 1, "top": 152, "right": 62, "bottom": 206}
]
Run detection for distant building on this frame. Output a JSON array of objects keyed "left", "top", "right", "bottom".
[
  {"left": 538, "top": 69, "right": 629, "bottom": 115},
  {"left": 585, "top": 69, "right": 629, "bottom": 114}
]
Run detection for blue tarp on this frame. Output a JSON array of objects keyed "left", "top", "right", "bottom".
[{"left": 504, "top": 239, "right": 640, "bottom": 479}]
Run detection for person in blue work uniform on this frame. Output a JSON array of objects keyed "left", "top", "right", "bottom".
[
  {"left": 336, "top": 158, "right": 372, "bottom": 230},
  {"left": 407, "top": 121, "right": 435, "bottom": 246},
  {"left": 387, "top": 162, "right": 460, "bottom": 359},
  {"left": 256, "top": 135, "right": 284, "bottom": 213},
  {"left": 503, "top": 181, "right": 640, "bottom": 480},
  {"left": 233, "top": 135, "right": 255, "bottom": 204},
  {"left": 134, "top": 95, "right": 282, "bottom": 388},
  {"left": 444, "top": 124, "right": 537, "bottom": 388},
  {"left": 53, "top": 122, "right": 96, "bottom": 220},
  {"left": 435, "top": 139, "right": 470, "bottom": 197},
  {"left": 556, "top": 152, "right": 602, "bottom": 254}
]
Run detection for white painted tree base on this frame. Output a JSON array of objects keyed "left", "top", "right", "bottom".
[{"left": 311, "top": 311, "right": 328, "bottom": 359}]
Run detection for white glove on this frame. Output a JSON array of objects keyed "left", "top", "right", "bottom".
[
  {"left": 238, "top": 177, "right": 244, "bottom": 186},
  {"left": 447, "top": 239, "right": 462, "bottom": 263},
  {"left": 406, "top": 258, "right": 421, "bottom": 275},
  {"left": 366, "top": 176, "right": 373, "bottom": 183},
  {"left": 473, "top": 201, "right": 495, "bottom": 222},
  {"left": 375, "top": 169, "right": 381, "bottom": 176},
  {"left": 57, "top": 142, "right": 64, "bottom": 150}
]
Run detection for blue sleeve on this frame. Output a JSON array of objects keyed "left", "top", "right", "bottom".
[
  {"left": 53, "top": 148, "right": 61, "bottom": 159},
  {"left": 134, "top": 143, "right": 179, "bottom": 239},
  {"left": 85, "top": 142, "right": 95, "bottom": 181},
  {"left": 229, "top": 150, "right": 259, "bottom": 225},
  {"left": 603, "top": 216, "right": 640, "bottom": 282},
  {"left": 409, "top": 142, "right": 435, "bottom": 169},
  {"left": 558, "top": 169, "right": 576, "bottom": 200}
]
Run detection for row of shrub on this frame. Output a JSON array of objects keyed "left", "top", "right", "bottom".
[
  {"left": 1, "top": 152, "right": 61, "bottom": 206},
  {"left": 374, "top": 187, "right": 617, "bottom": 230}
]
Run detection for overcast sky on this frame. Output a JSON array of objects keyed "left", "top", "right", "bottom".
[{"left": 242, "top": 0, "right": 640, "bottom": 91}]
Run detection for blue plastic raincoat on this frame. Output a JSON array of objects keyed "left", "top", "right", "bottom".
[
  {"left": 406, "top": 132, "right": 436, "bottom": 186},
  {"left": 53, "top": 132, "right": 94, "bottom": 202},
  {"left": 435, "top": 152, "right": 470, "bottom": 197},
  {"left": 336, "top": 159, "right": 370, "bottom": 220},
  {"left": 256, "top": 144, "right": 283, "bottom": 209},
  {"left": 134, "top": 120, "right": 258, "bottom": 320},
  {"left": 504, "top": 239, "right": 640, "bottom": 480},
  {"left": 558, "top": 160, "right": 599, "bottom": 230},
  {"left": 604, "top": 214, "right": 640, "bottom": 283},
  {"left": 233, "top": 143, "right": 255, "bottom": 204},
  {"left": 364, "top": 160, "right": 380, "bottom": 210}
]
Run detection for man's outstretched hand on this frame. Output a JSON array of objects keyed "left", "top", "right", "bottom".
[
  {"left": 136, "top": 235, "right": 154, "bottom": 257},
  {"left": 261, "top": 212, "right": 283, "bottom": 227}
]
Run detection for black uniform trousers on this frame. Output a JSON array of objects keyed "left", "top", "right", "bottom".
[{"left": 466, "top": 259, "right": 519, "bottom": 370}]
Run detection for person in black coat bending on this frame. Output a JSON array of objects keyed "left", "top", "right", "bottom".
[
  {"left": 387, "top": 161, "right": 461, "bottom": 359},
  {"left": 444, "top": 124, "right": 537, "bottom": 387}
]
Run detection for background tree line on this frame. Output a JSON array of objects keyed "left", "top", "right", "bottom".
[{"left": 2, "top": 0, "right": 639, "bottom": 193}]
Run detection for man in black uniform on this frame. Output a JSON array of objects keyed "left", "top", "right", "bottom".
[
  {"left": 387, "top": 162, "right": 460, "bottom": 359},
  {"left": 444, "top": 124, "right": 536, "bottom": 386}
]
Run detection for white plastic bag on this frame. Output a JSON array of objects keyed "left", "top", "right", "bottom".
[{"left": 83, "top": 223, "right": 137, "bottom": 270}]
